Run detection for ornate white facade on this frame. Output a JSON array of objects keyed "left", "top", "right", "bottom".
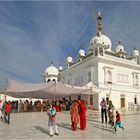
[{"left": 44, "top": 12, "right": 140, "bottom": 110}]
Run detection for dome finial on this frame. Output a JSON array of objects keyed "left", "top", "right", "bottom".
[
  {"left": 97, "top": 11, "right": 102, "bottom": 34},
  {"left": 118, "top": 41, "right": 121, "bottom": 45},
  {"left": 51, "top": 60, "right": 53, "bottom": 66}
]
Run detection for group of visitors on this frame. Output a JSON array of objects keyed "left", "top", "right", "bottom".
[
  {"left": 46, "top": 99, "right": 87, "bottom": 137},
  {"left": 0, "top": 97, "right": 125, "bottom": 137},
  {"left": 6, "top": 98, "right": 75, "bottom": 113},
  {"left": 100, "top": 97, "right": 124, "bottom": 132}
]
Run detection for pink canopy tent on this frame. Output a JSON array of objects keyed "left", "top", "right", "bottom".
[{"left": 4, "top": 79, "right": 88, "bottom": 99}]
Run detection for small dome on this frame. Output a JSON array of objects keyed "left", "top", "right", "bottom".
[
  {"left": 89, "top": 32, "right": 112, "bottom": 51},
  {"left": 78, "top": 49, "right": 85, "bottom": 57},
  {"left": 45, "top": 64, "right": 59, "bottom": 76},
  {"left": 59, "top": 66, "right": 63, "bottom": 71},
  {"left": 132, "top": 48, "right": 139, "bottom": 57},
  {"left": 66, "top": 56, "right": 73, "bottom": 63},
  {"left": 116, "top": 44, "right": 124, "bottom": 52}
]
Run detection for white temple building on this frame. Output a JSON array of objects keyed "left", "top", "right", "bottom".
[{"left": 44, "top": 12, "right": 140, "bottom": 110}]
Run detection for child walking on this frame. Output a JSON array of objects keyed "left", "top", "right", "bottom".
[
  {"left": 47, "top": 104, "right": 59, "bottom": 137},
  {"left": 114, "top": 111, "right": 124, "bottom": 132}
]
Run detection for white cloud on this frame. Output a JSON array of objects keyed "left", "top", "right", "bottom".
[{"left": 0, "top": 1, "right": 140, "bottom": 88}]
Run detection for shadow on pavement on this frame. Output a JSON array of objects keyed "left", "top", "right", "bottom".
[
  {"left": 122, "top": 112, "right": 140, "bottom": 116},
  {"left": 86, "top": 118, "right": 101, "bottom": 123},
  {"left": 34, "top": 126, "right": 50, "bottom": 136},
  {"left": 91, "top": 123, "right": 115, "bottom": 133},
  {"left": 57, "top": 122, "right": 71, "bottom": 130}
]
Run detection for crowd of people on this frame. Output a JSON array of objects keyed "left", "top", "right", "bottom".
[
  {"left": 0, "top": 97, "right": 124, "bottom": 137},
  {"left": 46, "top": 99, "right": 87, "bottom": 137},
  {"left": 0, "top": 98, "right": 76, "bottom": 113},
  {"left": 100, "top": 97, "right": 124, "bottom": 132}
]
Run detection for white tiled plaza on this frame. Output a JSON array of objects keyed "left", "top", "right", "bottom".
[{"left": 0, "top": 110, "right": 140, "bottom": 140}]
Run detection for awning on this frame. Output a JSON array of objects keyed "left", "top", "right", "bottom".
[{"left": 3, "top": 79, "right": 88, "bottom": 99}]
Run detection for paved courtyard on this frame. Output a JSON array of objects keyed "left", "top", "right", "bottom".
[{"left": 0, "top": 110, "right": 140, "bottom": 140}]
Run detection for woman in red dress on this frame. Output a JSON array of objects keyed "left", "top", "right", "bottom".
[{"left": 78, "top": 100, "right": 86, "bottom": 130}]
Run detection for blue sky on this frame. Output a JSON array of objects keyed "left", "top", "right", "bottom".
[{"left": 0, "top": 1, "right": 140, "bottom": 88}]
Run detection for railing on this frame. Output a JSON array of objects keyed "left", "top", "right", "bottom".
[{"left": 128, "top": 102, "right": 140, "bottom": 111}]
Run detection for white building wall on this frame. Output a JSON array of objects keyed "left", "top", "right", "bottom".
[
  {"left": 93, "top": 94, "right": 99, "bottom": 109},
  {"left": 60, "top": 58, "right": 98, "bottom": 87},
  {"left": 59, "top": 51, "right": 140, "bottom": 110},
  {"left": 109, "top": 91, "right": 121, "bottom": 109},
  {"left": 98, "top": 59, "right": 140, "bottom": 89}
]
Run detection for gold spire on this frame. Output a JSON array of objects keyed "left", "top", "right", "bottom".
[{"left": 97, "top": 12, "right": 102, "bottom": 34}]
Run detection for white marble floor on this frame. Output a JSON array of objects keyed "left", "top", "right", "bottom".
[{"left": 0, "top": 110, "right": 140, "bottom": 140}]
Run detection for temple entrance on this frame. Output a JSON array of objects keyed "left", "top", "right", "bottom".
[
  {"left": 121, "top": 96, "right": 125, "bottom": 108},
  {"left": 90, "top": 95, "right": 93, "bottom": 105}
]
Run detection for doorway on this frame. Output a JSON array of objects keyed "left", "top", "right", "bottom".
[
  {"left": 121, "top": 96, "right": 125, "bottom": 108},
  {"left": 90, "top": 95, "right": 93, "bottom": 105}
]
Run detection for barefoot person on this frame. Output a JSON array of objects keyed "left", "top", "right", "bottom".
[
  {"left": 100, "top": 97, "right": 107, "bottom": 124},
  {"left": 70, "top": 101, "right": 79, "bottom": 131},
  {"left": 108, "top": 100, "right": 115, "bottom": 127},
  {"left": 78, "top": 100, "right": 86, "bottom": 130},
  {"left": 47, "top": 104, "right": 59, "bottom": 137},
  {"left": 4, "top": 101, "right": 12, "bottom": 124},
  {"left": 114, "top": 111, "right": 124, "bottom": 132}
]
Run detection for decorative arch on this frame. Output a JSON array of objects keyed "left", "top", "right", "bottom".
[
  {"left": 106, "top": 70, "right": 112, "bottom": 84},
  {"left": 47, "top": 79, "right": 51, "bottom": 83}
]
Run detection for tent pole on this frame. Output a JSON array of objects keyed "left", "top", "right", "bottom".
[
  {"left": 108, "top": 87, "right": 112, "bottom": 101},
  {"left": 4, "top": 78, "right": 8, "bottom": 102},
  {"left": 53, "top": 81, "right": 56, "bottom": 100}
]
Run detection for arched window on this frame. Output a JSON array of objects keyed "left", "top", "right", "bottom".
[
  {"left": 134, "top": 96, "right": 137, "bottom": 104},
  {"left": 136, "top": 75, "right": 139, "bottom": 86},
  {"left": 95, "top": 48, "right": 98, "bottom": 56},
  {"left": 107, "top": 70, "right": 112, "bottom": 84},
  {"left": 47, "top": 79, "right": 51, "bottom": 83},
  {"left": 88, "top": 72, "right": 91, "bottom": 82},
  {"left": 99, "top": 48, "right": 103, "bottom": 56},
  {"left": 52, "top": 79, "right": 56, "bottom": 82},
  {"left": 134, "top": 75, "right": 139, "bottom": 87}
]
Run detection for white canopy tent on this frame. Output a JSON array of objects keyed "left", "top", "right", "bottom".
[{"left": 3, "top": 79, "right": 89, "bottom": 99}]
